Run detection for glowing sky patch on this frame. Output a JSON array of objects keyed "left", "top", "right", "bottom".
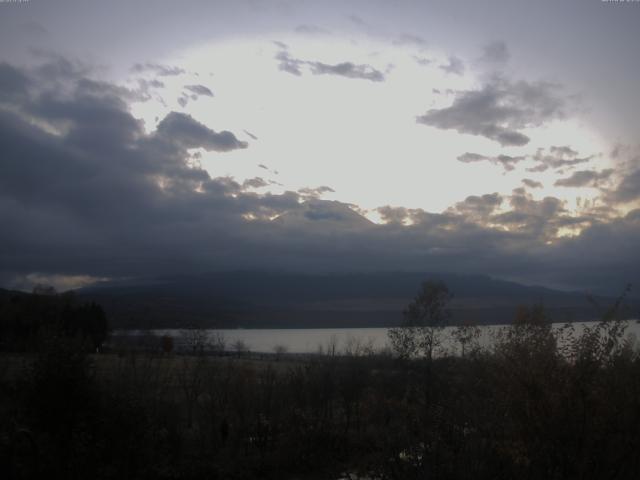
[{"left": 127, "top": 36, "right": 614, "bottom": 219}]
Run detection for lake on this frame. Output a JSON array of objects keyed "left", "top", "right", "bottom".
[{"left": 113, "top": 320, "right": 640, "bottom": 355}]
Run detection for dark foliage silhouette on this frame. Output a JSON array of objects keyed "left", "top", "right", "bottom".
[{"left": 1, "top": 283, "right": 639, "bottom": 479}]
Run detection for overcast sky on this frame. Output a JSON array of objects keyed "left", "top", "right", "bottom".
[{"left": 1, "top": 0, "right": 639, "bottom": 294}]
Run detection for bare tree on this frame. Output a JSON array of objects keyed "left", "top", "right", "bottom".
[
  {"left": 210, "top": 331, "right": 226, "bottom": 354},
  {"left": 452, "top": 320, "right": 481, "bottom": 357},
  {"left": 182, "top": 326, "right": 209, "bottom": 355},
  {"left": 232, "top": 339, "right": 249, "bottom": 356},
  {"left": 344, "top": 335, "right": 376, "bottom": 357},
  {"left": 388, "top": 280, "right": 453, "bottom": 360}
]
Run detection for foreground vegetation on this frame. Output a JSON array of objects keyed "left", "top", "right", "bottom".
[{"left": 1, "top": 286, "right": 640, "bottom": 479}]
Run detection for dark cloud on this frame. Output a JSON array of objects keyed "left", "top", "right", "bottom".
[
  {"left": 373, "top": 188, "right": 640, "bottom": 293},
  {"left": 551, "top": 145, "right": 577, "bottom": 157},
  {"left": 554, "top": 169, "right": 613, "bottom": 188},
  {"left": 413, "top": 56, "right": 432, "bottom": 66},
  {"left": 18, "top": 55, "right": 155, "bottom": 107},
  {"left": 155, "top": 112, "right": 247, "bottom": 152},
  {"left": 242, "top": 177, "right": 269, "bottom": 189},
  {"left": 131, "top": 62, "right": 185, "bottom": 76},
  {"left": 458, "top": 153, "right": 484, "bottom": 164},
  {"left": 298, "top": 186, "right": 336, "bottom": 199},
  {"left": 480, "top": 41, "right": 510, "bottom": 64},
  {"left": 610, "top": 143, "right": 637, "bottom": 161},
  {"left": 0, "top": 63, "right": 31, "bottom": 104},
  {"left": 457, "top": 146, "right": 595, "bottom": 174},
  {"left": 0, "top": 59, "right": 376, "bottom": 281},
  {"left": 529, "top": 210, "right": 640, "bottom": 292},
  {"left": 522, "top": 178, "right": 543, "bottom": 189},
  {"left": 457, "top": 152, "right": 525, "bottom": 172},
  {"left": 137, "top": 78, "right": 164, "bottom": 90},
  {"left": 29, "top": 51, "right": 92, "bottom": 83},
  {"left": 491, "top": 189, "right": 567, "bottom": 240},
  {"left": 450, "top": 193, "right": 503, "bottom": 221},
  {"left": 275, "top": 50, "right": 303, "bottom": 76},
  {"left": 526, "top": 164, "right": 547, "bottom": 173},
  {"left": 177, "top": 84, "right": 214, "bottom": 107},
  {"left": 608, "top": 168, "right": 640, "bottom": 204},
  {"left": 417, "top": 78, "right": 566, "bottom": 146},
  {"left": 527, "top": 146, "right": 593, "bottom": 172},
  {"left": 599, "top": 145, "right": 640, "bottom": 204},
  {"left": 377, "top": 206, "right": 412, "bottom": 225},
  {"left": 308, "top": 61, "right": 384, "bottom": 82},
  {"left": 275, "top": 200, "right": 371, "bottom": 229},
  {"left": 439, "top": 56, "right": 465, "bottom": 75},
  {"left": 275, "top": 49, "right": 384, "bottom": 82},
  {"left": 185, "top": 84, "right": 214, "bottom": 97}
]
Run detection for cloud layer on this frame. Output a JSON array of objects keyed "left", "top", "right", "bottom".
[
  {"left": 417, "top": 78, "right": 566, "bottom": 146},
  {"left": 0, "top": 59, "right": 638, "bottom": 294}
]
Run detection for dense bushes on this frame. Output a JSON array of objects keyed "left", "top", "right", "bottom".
[
  {"left": 2, "top": 299, "right": 640, "bottom": 478},
  {"left": 0, "top": 289, "right": 108, "bottom": 352}
]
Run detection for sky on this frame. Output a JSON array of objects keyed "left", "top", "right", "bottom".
[{"left": 0, "top": 0, "right": 639, "bottom": 294}]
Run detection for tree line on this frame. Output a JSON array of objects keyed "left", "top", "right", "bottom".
[
  {"left": 0, "top": 286, "right": 108, "bottom": 352},
  {"left": 1, "top": 281, "right": 639, "bottom": 479}
]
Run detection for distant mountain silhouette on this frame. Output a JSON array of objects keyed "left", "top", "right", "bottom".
[{"left": 75, "top": 271, "right": 637, "bottom": 329}]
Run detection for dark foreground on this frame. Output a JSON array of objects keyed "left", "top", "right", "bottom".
[{"left": 2, "top": 317, "right": 640, "bottom": 480}]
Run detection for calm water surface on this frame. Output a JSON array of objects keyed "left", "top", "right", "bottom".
[{"left": 116, "top": 321, "right": 640, "bottom": 354}]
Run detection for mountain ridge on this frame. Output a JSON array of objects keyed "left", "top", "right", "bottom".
[{"left": 71, "top": 271, "right": 637, "bottom": 329}]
